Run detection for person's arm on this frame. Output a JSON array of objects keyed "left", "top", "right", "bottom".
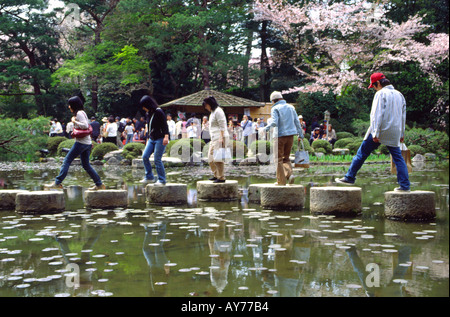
[
  {"left": 158, "top": 110, "right": 170, "bottom": 146},
  {"left": 265, "top": 107, "right": 278, "bottom": 131},
  {"left": 401, "top": 94, "right": 406, "bottom": 142},
  {"left": 293, "top": 108, "right": 304, "bottom": 139},
  {"left": 371, "top": 92, "right": 384, "bottom": 143},
  {"left": 73, "top": 112, "right": 89, "bottom": 129}
]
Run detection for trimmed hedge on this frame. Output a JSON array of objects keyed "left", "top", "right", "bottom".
[
  {"left": 122, "top": 142, "right": 146, "bottom": 160},
  {"left": 57, "top": 139, "right": 76, "bottom": 157},
  {"left": 91, "top": 142, "right": 118, "bottom": 160},
  {"left": 336, "top": 132, "right": 354, "bottom": 139},
  {"left": 312, "top": 139, "right": 332, "bottom": 154},
  {"left": 249, "top": 140, "right": 272, "bottom": 156},
  {"left": 47, "top": 136, "right": 68, "bottom": 156},
  {"left": 334, "top": 137, "right": 357, "bottom": 149}
]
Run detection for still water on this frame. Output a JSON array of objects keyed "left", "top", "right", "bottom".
[{"left": 0, "top": 161, "right": 448, "bottom": 297}]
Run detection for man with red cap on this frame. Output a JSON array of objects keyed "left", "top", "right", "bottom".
[{"left": 336, "top": 72, "right": 410, "bottom": 192}]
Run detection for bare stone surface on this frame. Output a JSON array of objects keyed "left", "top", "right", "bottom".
[
  {"left": 0, "top": 190, "right": 29, "bottom": 210},
  {"left": 15, "top": 191, "right": 65, "bottom": 214},
  {"left": 146, "top": 183, "right": 187, "bottom": 205},
  {"left": 248, "top": 184, "right": 273, "bottom": 203},
  {"left": 197, "top": 180, "right": 239, "bottom": 201},
  {"left": 310, "top": 186, "right": 361, "bottom": 216},
  {"left": 260, "top": 184, "right": 305, "bottom": 210},
  {"left": 384, "top": 190, "right": 435, "bottom": 221},
  {"left": 84, "top": 190, "right": 128, "bottom": 209}
]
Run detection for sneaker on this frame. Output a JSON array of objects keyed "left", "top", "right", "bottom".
[
  {"left": 335, "top": 177, "right": 355, "bottom": 185},
  {"left": 88, "top": 184, "right": 106, "bottom": 190},
  {"left": 213, "top": 179, "right": 226, "bottom": 183},
  {"left": 209, "top": 177, "right": 218, "bottom": 181},
  {"left": 140, "top": 178, "right": 156, "bottom": 184},
  {"left": 273, "top": 182, "right": 285, "bottom": 186},
  {"left": 154, "top": 181, "right": 166, "bottom": 186},
  {"left": 44, "top": 182, "right": 63, "bottom": 190},
  {"left": 288, "top": 175, "right": 295, "bottom": 185},
  {"left": 394, "top": 187, "right": 410, "bottom": 193}
]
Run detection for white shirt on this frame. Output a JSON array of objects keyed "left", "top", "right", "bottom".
[
  {"left": 364, "top": 85, "right": 406, "bottom": 147},
  {"left": 66, "top": 121, "right": 74, "bottom": 134},
  {"left": 106, "top": 122, "right": 118, "bottom": 137},
  {"left": 167, "top": 119, "right": 176, "bottom": 138},
  {"left": 54, "top": 122, "right": 63, "bottom": 134},
  {"left": 209, "top": 107, "right": 229, "bottom": 141}
]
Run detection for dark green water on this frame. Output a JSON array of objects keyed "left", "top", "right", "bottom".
[{"left": 0, "top": 161, "right": 448, "bottom": 297}]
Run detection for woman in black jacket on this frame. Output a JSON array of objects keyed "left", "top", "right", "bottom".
[{"left": 139, "top": 95, "right": 169, "bottom": 185}]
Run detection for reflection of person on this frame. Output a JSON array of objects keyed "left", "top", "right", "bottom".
[
  {"left": 336, "top": 73, "right": 410, "bottom": 192},
  {"left": 140, "top": 95, "right": 169, "bottom": 186},
  {"left": 265, "top": 91, "right": 304, "bottom": 185},
  {"left": 203, "top": 96, "right": 229, "bottom": 183},
  {"left": 45, "top": 96, "right": 105, "bottom": 190}
]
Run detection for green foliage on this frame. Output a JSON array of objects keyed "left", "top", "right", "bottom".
[
  {"left": 351, "top": 119, "right": 370, "bottom": 138},
  {"left": 377, "top": 144, "right": 390, "bottom": 155},
  {"left": 249, "top": 140, "right": 272, "bottom": 156},
  {"left": 404, "top": 128, "right": 449, "bottom": 157},
  {"left": 90, "top": 142, "right": 118, "bottom": 160},
  {"left": 122, "top": 142, "right": 146, "bottom": 161},
  {"left": 291, "top": 136, "right": 312, "bottom": 154},
  {"left": 347, "top": 140, "right": 363, "bottom": 155},
  {"left": 336, "top": 132, "right": 354, "bottom": 139},
  {"left": 57, "top": 139, "right": 76, "bottom": 157},
  {"left": 334, "top": 137, "right": 357, "bottom": 149},
  {"left": 47, "top": 136, "right": 68, "bottom": 156},
  {"left": 166, "top": 138, "right": 205, "bottom": 159},
  {"left": 0, "top": 116, "right": 51, "bottom": 161},
  {"left": 231, "top": 140, "right": 248, "bottom": 158},
  {"left": 408, "top": 145, "right": 426, "bottom": 157},
  {"left": 311, "top": 139, "right": 332, "bottom": 154}
]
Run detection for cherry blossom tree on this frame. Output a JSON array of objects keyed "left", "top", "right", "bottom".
[{"left": 253, "top": 0, "right": 449, "bottom": 96}]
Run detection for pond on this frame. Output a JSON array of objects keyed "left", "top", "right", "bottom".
[{"left": 0, "top": 160, "right": 448, "bottom": 297}]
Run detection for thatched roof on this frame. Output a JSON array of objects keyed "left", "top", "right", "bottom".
[{"left": 160, "top": 89, "right": 264, "bottom": 108}]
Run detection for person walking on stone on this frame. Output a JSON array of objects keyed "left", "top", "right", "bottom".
[
  {"left": 139, "top": 95, "right": 169, "bottom": 186},
  {"left": 264, "top": 91, "right": 304, "bottom": 186},
  {"left": 45, "top": 96, "right": 106, "bottom": 190},
  {"left": 336, "top": 72, "right": 410, "bottom": 192},
  {"left": 203, "top": 96, "right": 229, "bottom": 183}
]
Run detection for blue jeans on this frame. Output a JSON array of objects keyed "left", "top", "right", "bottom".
[
  {"left": 126, "top": 134, "right": 133, "bottom": 144},
  {"left": 142, "top": 138, "right": 166, "bottom": 183},
  {"left": 345, "top": 134, "right": 410, "bottom": 190},
  {"left": 55, "top": 142, "right": 102, "bottom": 186}
]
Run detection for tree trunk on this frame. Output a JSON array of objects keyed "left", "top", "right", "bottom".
[
  {"left": 243, "top": 27, "right": 254, "bottom": 89},
  {"left": 259, "top": 21, "right": 271, "bottom": 102}
]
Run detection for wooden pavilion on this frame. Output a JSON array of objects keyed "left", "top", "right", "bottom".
[{"left": 159, "top": 88, "right": 271, "bottom": 122}]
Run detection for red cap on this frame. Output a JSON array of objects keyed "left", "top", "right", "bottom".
[{"left": 368, "top": 72, "right": 385, "bottom": 88}]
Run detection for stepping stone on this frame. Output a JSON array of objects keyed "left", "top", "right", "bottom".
[
  {"left": 84, "top": 190, "right": 128, "bottom": 209},
  {"left": 248, "top": 184, "right": 273, "bottom": 203},
  {"left": 0, "top": 190, "right": 29, "bottom": 210},
  {"left": 15, "top": 191, "right": 65, "bottom": 214},
  {"left": 197, "top": 180, "right": 239, "bottom": 201},
  {"left": 146, "top": 183, "right": 187, "bottom": 205},
  {"left": 259, "top": 184, "right": 305, "bottom": 210},
  {"left": 310, "top": 186, "right": 361, "bottom": 216},
  {"left": 384, "top": 190, "right": 435, "bottom": 221}
]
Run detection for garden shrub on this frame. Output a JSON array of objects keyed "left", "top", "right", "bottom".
[
  {"left": 249, "top": 140, "right": 272, "bottom": 156},
  {"left": 122, "top": 142, "right": 146, "bottom": 161},
  {"left": 404, "top": 128, "right": 449, "bottom": 157},
  {"left": 334, "top": 137, "right": 356, "bottom": 149},
  {"left": 90, "top": 142, "right": 118, "bottom": 160},
  {"left": 231, "top": 140, "right": 248, "bottom": 158},
  {"left": 336, "top": 132, "right": 354, "bottom": 139},
  {"left": 377, "top": 144, "right": 390, "bottom": 155},
  {"left": 408, "top": 144, "right": 426, "bottom": 157},
  {"left": 57, "top": 139, "right": 76, "bottom": 157},
  {"left": 291, "top": 136, "right": 312, "bottom": 154},
  {"left": 166, "top": 139, "right": 194, "bottom": 160},
  {"left": 347, "top": 140, "right": 362, "bottom": 155},
  {"left": 312, "top": 139, "right": 332, "bottom": 154},
  {"left": 47, "top": 136, "right": 68, "bottom": 155}
]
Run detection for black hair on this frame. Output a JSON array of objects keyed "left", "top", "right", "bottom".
[
  {"left": 68, "top": 96, "right": 84, "bottom": 113},
  {"left": 140, "top": 95, "right": 158, "bottom": 113},
  {"left": 108, "top": 117, "right": 114, "bottom": 123},
  {"left": 126, "top": 121, "right": 132, "bottom": 126},
  {"left": 378, "top": 78, "right": 391, "bottom": 87},
  {"left": 202, "top": 96, "right": 219, "bottom": 111}
]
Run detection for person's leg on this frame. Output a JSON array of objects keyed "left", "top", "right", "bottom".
[
  {"left": 344, "top": 134, "right": 380, "bottom": 183},
  {"left": 208, "top": 140, "right": 219, "bottom": 178},
  {"left": 79, "top": 144, "right": 103, "bottom": 186},
  {"left": 276, "top": 137, "right": 288, "bottom": 185},
  {"left": 153, "top": 138, "right": 167, "bottom": 184},
  {"left": 142, "top": 139, "right": 156, "bottom": 180},
  {"left": 387, "top": 146, "right": 410, "bottom": 190},
  {"left": 282, "top": 135, "right": 294, "bottom": 180},
  {"left": 55, "top": 142, "right": 82, "bottom": 185}
]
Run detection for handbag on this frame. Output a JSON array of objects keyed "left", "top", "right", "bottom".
[
  {"left": 72, "top": 112, "right": 93, "bottom": 138},
  {"left": 213, "top": 147, "right": 232, "bottom": 163},
  {"left": 390, "top": 143, "right": 413, "bottom": 174},
  {"left": 294, "top": 139, "right": 310, "bottom": 168}
]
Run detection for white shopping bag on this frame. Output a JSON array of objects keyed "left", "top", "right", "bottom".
[{"left": 213, "top": 147, "right": 232, "bottom": 163}]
